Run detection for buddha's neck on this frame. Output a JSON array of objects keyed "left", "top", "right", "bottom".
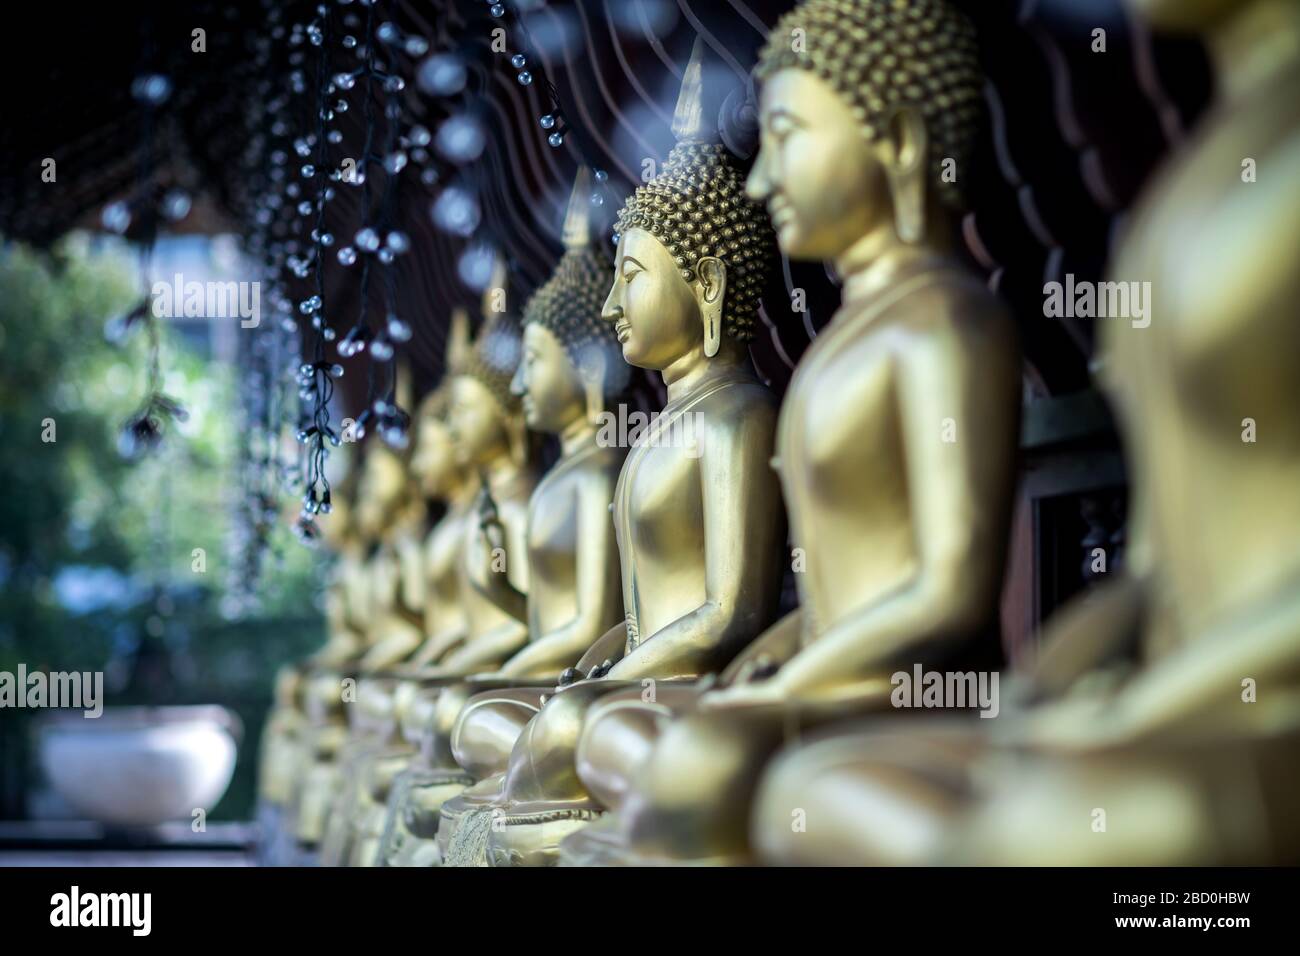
[
  {"left": 1209, "top": 0, "right": 1300, "bottom": 103},
  {"left": 444, "top": 473, "right": 477, "bottom": 511},
  {"left": 479, "top": 448, "right": 522, "bottom": 496},
  {"left": 558, "top": 413, "right": 597, "bottom": 459},
  {"left": 834, "top": 214, "right": 953, "bottom": 307},
  {"left": 660, "top": 339, "right": 750, "bottom": 404}
]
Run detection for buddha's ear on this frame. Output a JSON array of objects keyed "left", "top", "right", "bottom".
[
  {"left": 695, "top": 256, "right": 727, "bottom": 358},
  {"left": 878, "top": 107, "right": 928, "bottom": 244}
]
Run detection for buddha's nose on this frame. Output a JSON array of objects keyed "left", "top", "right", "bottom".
[
  {"left": 745, "top": 152, "right": 772, "bottom": 203},
  {"left": 601, "top": 279, "right": 622, "bottom": 323}
]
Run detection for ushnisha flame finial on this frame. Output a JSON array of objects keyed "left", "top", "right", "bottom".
[
  {"left": 461, "top": 251, "right": 523, "bottom": 413},
  {"left": 394, "top": 354, "right": 414, "bottom": 411},
  {"left": 562, "top": 165, "right": 595, "bottom": 250},
  {"left": 447, "top": 306, "right": 472, "bottom": 374},
  {"left": 480, "top": 251, "right": 508, "bottom": 319},
  {"left": 671, "top": 37, "right": 720, "bottom": 145}
]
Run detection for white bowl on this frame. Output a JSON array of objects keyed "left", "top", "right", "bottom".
[{"left": 38, "top": 706, "right": 239, "bottom": 827}]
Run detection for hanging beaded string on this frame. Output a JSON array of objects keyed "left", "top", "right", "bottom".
[
  {"left": 334, "top": 0, "right": 416, "bottom": 448},
  {"left": 109, "top": 24, "right": 190, "bottom": 460},
  {"left": 489, "top": 1, "right": 615, "bottom": 212},
  {"left": 293, "top": 3, "right": 344, "bottom": 542},
  {"left": 227, "top": 0, "right": 300, "bottom": 608},
  {"left": 407, "top": 0, "right": 618, "bottom": 307}
]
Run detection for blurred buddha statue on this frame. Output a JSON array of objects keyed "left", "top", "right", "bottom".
[
  {"left": 472, "top": 166, "right": 629, "bottom": 680},
  {"left": 323, "top": 268, "right": 535, "bottom": 863},
  {"left": 355, "top": 448, "right": 429, "bottom": 668},
  {"left": 319, "top": 382, "right": 477, "bottom": 865},
  {"left": 375, "top": 168, "right": 631, "bottom": 866},
  {"left": 330, "top": 275, "right": 539, "bottom": 863},
  {"left": 256, "top": 460, "right": 361, "bottom": 861},
  {"left": 295, "top": 435, "right": 426, "bottom": 853},
  {"left": 438, "top": 39, "right": 788, "bottom": 867},
  {"left": 753, "top": 0, "right": 1300, "bottom": 866},
  {"left": 558, "top": 0, "right": 1021, "bottom": 866},
  {"left": 307, "top": 469, "right": 368, "bottom": 668},
  {"left": 409, "top": 378, "right": 476, "bottom": 668},
  {"left": 439, "top": 263, "right": 538, "bottom": 672}
]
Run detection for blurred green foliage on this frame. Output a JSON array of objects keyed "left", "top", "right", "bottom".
[{"left": 0, "top": 236, "right": 326, "bottom": 821}]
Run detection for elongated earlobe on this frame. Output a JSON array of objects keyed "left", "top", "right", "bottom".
[
  {"left": 584, "top": 377, "right": 604, "bottom": 426},
  {"left": 885, "top": 109, "right": 928, "bottom": 245},
  {"left": 697, "top": 256, "right": 727, "bottom": 358},
  {"left": 577, "top": 348, "right": 607, "bottom": 426},
  {"left": 704, "top": 305, "right": 722, "bottom": 358}
]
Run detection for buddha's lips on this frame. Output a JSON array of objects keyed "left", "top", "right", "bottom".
[
  {"left": 614, "top": 322, "right": 631, "bottom": 341},
  {"left": 767, "top": 199, "right": 792, "bottom": 228}
]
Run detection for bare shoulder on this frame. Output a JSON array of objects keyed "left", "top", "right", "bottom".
[
  {"left": 571, "top": 443, "right": 626, "bottom": 496},
  {"left": 694, "top": 376, "right": 780, "bottom": 427},
  {"left": 899, "top": 269, "right": 1013, "bottom": 341},
  {"left": 881, "top": 269, "right": 1018, "bottom": 380}
]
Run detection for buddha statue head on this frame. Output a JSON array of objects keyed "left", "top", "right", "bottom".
[
  {"left": 511, "top": 167, "right": 625, "bottom": 433},
  {"left": 447, "top": 264, "right": 528, "bottom": 470},
  {"left": 354, "top": 441, "right": 415, "bottom": 542},
  {"left": 747, "top": 0, "right": 982, "bottom": 259},
  {"left": 603, "top": 39, "right": 776, "bottom": 373},
  {"left": 410, "top": 386, "right": 465, "bottom": 500}
]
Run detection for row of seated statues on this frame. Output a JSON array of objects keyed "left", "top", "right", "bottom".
[{"left": 258, "top": 0, "right": 1300, "bottom": 866}]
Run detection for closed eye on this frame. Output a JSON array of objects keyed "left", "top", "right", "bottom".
[
  {"left": 621, "top": 254, "right": 645, "bottom": 283},
  {"left": 765, "top": 109, "right": 801, "bottom": 144}
]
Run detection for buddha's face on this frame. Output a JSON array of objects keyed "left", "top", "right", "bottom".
[
  {"left": 602, "top": 227, "right": 707, "bottom": 370},
  {"left": 1124, "top": 0, "right": 1239, "bottom": 31},
  {"left": 511, "top": 323, "right": 585, "bottom": 433},
  {"left": 747, "top": 69, "right": 891, "bottom": 261},
  {"left": 410, "top": 413, "right": 459, "bottom": 498},
  {"left": 356, "top": 447, "right": 409, "bottom": 538},
  {"left": 447, "top": 375, "right": 509, "bottom": 468}
]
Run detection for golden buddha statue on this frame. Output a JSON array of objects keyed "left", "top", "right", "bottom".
[
  {"left": 320, "top": 312, "right": 487, "bottom": 865},
  {"left": 356, "top": 450, "right": 430, "bottom": 669},
  {"left": 257, "top": 465, "right": 362, "bottom": 859},
  {"left": 319, "top": 387, "right": 478, "bottom": 866},
  {"left": 305, "top": 474, "right": 368, "bottom": 668},
  {"left": 556, "top": 0, "right": 1021, "bottom": 866},
  {"left": 375, "top": 169, "right": 631, "bottom": 866},
  {"left": 751, "top": 0, "right": 1300, "bottom": 866},
  {"left": 409, "top": 380, "right": 475, "bottom": 668},
  {"left": 295, "top": 438, "right": 429, "bottom": 855},
  {"left": 472, "top": 166, "right": 629, "bottom": 679},
  {"left": 437, "top": 40, "right": 789, "bottom": 866},
  {"left": 331, "top": 385, "right": 478, "bottom": 866},
  {"left": 440, "top": 277, "right": 537, "bottom": 671},
  {"left": 349, "top": 278, "right": 537, "bottom": 729},
  {"left": 331, "top": 278, "right": 537, "bottom": 864}
]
